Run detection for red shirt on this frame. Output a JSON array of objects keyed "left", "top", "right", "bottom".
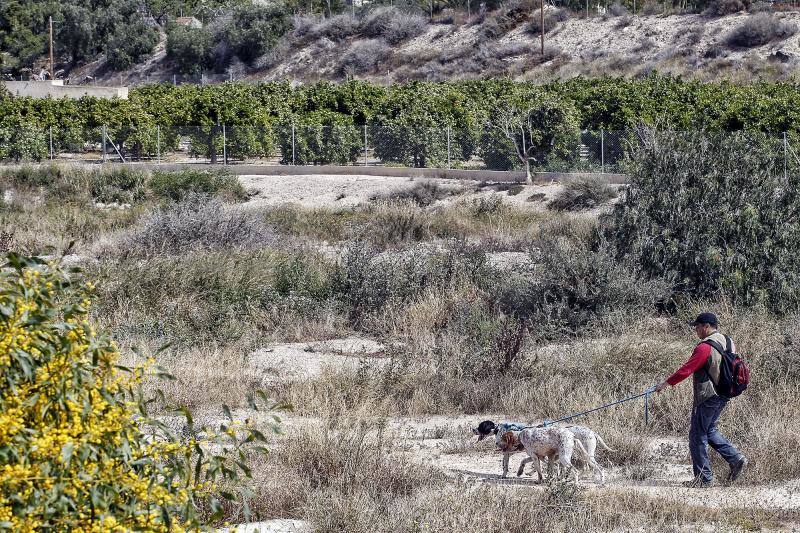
[{"left": 666, "top": 343, "right": 713, "bottom": 386}]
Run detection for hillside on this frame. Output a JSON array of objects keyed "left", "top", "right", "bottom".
[{"left": 79, "top": 8, "right": 800, "bottom": 85}]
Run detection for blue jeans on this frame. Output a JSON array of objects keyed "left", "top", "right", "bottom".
[{"left": 689, "top": 395, "right": 743, "bottom": 482}]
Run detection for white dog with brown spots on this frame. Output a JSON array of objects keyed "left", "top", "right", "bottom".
[
  {"left": 496, "top": 425, "right": 586, "bottom": 483},
  {"left": 474, "top": 420, "right": 611, "bottom": 483}
]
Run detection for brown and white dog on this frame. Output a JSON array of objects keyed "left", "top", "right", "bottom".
[
  {"left": 501, "top": 425, "right": 586, "bottom": 483},
  {"left": 473, "top": 420, "right": 527, "bottom": 478},
  {"left": 562, "top": 424, "right": 612, "bottom": 484},
  {"left": 474, "top": 420, "right": 612, "bottom": 483}
]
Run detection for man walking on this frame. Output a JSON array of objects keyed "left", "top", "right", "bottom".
[{"left": 654, "top": 312, "right": 747, "bottom": 488}]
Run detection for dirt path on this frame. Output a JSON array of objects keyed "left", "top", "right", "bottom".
[{"left": 239, "top": 174, "right": 564, "bottom": 209}]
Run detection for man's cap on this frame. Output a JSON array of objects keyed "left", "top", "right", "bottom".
[{"left": 691, "top": 312, "right": 718, "bottom": 327}]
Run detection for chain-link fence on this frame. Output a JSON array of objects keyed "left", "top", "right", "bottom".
[
  {"left": 12, "top": 125, "right": 800, "bottom": 177},
  {"left": 7, "top": 123, "right": 636, "bottom": 173}
]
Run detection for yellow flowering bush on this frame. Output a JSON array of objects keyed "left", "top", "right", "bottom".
[{"left": 0, "top": 255, "right": 271, "bottom": 531}]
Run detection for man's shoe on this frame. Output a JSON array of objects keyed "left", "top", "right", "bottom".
[
  {"left": 727, "top": 457, "right": 747, "bottom": 483},
  {"left": 681, "top": 477, "right": 713, "bottom": 488}
]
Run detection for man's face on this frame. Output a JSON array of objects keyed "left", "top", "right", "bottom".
[{"left": 694, "top": 323, "right": 712, "bottom": 338}]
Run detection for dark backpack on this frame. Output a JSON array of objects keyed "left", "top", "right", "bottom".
[{"left": 703, "top": 335, "right": 750, "bottom": 398}]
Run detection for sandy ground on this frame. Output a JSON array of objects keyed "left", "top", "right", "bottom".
[
  {"left": 239, "top": 173, "right": 565, "bottom": 209},
  {"left": 220, "top": 335, "right": 800, "bottom": 532}
]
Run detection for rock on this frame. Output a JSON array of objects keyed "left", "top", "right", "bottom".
[{"left": 770, "top": 50, "right": 791, "bottom": 63}]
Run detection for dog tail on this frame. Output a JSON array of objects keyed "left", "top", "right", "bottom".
[{"left": 595, "top": 433, "right": 615, "bottom": 452}]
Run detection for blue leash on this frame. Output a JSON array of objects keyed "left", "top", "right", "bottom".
[{"left": 534, "top": 386, "right": 657, "bottom": 428}]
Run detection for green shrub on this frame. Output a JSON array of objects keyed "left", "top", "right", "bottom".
[
  {"left": 148, "top": 168, "right": 248, "bottom": 202},
  {"left": 226, "top": 3, "right": 292, "bottom": 64},
  {"left": 607, "top": 128, "right": 800, "bottom": 313},
  {"left": 89, "top": 167, "right": 149, "bottom": 204},
  {"left": 336, "top": 242, "right": 490, "bottom": 324},
  {"left": 104, "top": 20, "right": 159, "bottom": 71},
  {"left": 166, "top": 25, "right": 215, "bottom": 75},
  {"left": 497, "top": 224, "right": 667, "bottom": 339},
  {"left": 0, "top": 165, "right": 147, "bottom": 205},
  {"left": 0, "top": 255, "right": 270, "bottom": 529},
  {"left": 548, "top": 176, "right": 618, "bottom": 211},
  {"left": 0, "top": 121, "right": 47, "bottom": 162}
]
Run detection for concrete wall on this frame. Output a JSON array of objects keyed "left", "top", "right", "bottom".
[
  {"left": 129, "top": 163, "right": 627, "bottom": 184},
  {"left": 2, "top": 81, "right": 128, "bottom": 100}
]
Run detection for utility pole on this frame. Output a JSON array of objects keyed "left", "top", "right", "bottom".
[
  {"left": 540, "top": 0, "right": 545, "bottom": 55},
  {"left": 49, "top": 16, "right": 54, "bottom": 79}
]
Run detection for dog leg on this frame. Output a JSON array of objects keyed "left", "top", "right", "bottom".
[
  {"left": 501, "top": 452, "right": 510, "bottom": 478},
  {"left": 517, "top": 456, "right": 533, "bottom": 477}
]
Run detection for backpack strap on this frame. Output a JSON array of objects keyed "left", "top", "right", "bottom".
[
  {"left": 703, "top": 335, "right": 733, "bottom": 354},
  {"left": 702, "top": 338, "right": 727, "bottom": 356}
]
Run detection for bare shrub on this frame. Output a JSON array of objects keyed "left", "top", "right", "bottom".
[
  {"left": 606, "top": 1, "right": 629, "bottom": 16},
  {"left": 704, "top": 0, "right": 747, "bottom": 16},
  {"left": 291, "top": 14, "right": 319, "bottom": 38},
  {"left": 748, "top": 1, "right": 774, "bottom": 12},
  {"left": 641, "top": 1, "right": 664, "bottom": 14},
  {"left": 615, "top": 15, "right": 633, "bottom": 28},
  {"left": 548, "top": 176, "right": 618, "bottom": 211},
  {"left": 373, "top": 182, "right": 464, "bottom": 207},
  {"left": 358, "top": 201, "right": 430, "bottom": 246},
  {"left": 704, "top": 44, "right": 727, "bottom": 58},
  {"left": 361, "top": 7, "right": 428, "bottom": 44},
  {"left": 676, "top": 25, "right": 705, "bottom": 44},
  {"left": 632, "top": 35, "right": 657, "bottom": 53},
  {"left": 726, "top": 13, "right": 797, "bottom": 47},
  {"left": 313, "top": 13, "right": 361, "bottom": 41},
  {"left": 340, "top": 39, "right": 391, "bottom": 74},
  {"left": 527, "top": 7, "right": 569, "bottom": 35},
  {"left": 494, "top": 41, "right": 529, "bottom": 59},
  {"left": 117, "top": 193, "right": 275, "bottom": 257}
]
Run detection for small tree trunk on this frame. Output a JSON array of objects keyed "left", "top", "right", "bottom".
[
  {"left": 209, "top": 126, "right": 218, "bottom": 165},
  {"left": 525, "top": 158, "right": 532, "bottom": 184}
]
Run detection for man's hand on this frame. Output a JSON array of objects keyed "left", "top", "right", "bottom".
[{"left": 654, "top": 381, "right": 669, "bottom": 393}]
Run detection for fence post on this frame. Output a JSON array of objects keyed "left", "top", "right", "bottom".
[
  {"left": 784, "top": 131, "right": 788, "bottom": 181},
  {"left": 222, "top": 124, "right": 227, "bottom": 165},
  {"left": 173, "top": 74, "right": 177, "bottom": 86},
  {"left": 49, "top": 126, "right": 53, "bottom": 160},
  {"left": 156, "top": 125, "right": 161, "bottom": 164},
  {"left": 600, "top": 128, "right": 605, "bottom": 174},
  {"left": 102, "top": 124, "right": 107, "bottom": 163},
  {"left": 364, "top": 124, "right": 368, "bottom": 166},
  {"left": 447, "top": 126, "right": 451, "bottom": 169},
  {"left": 291, "top": 123, "right": 296, "bottom": 165}
]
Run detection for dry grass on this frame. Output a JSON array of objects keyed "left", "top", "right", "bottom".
[{"left": 6, "top": 167, "right": 800, "bottom": 529}]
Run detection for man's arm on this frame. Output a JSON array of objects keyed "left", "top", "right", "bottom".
[{"left": 654, "top": 343, "right": 712, "bottom": 392}]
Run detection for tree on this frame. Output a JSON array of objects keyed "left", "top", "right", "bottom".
[
  {"left": 166, "top": 24, "right": 214, "bottom": 75},
  {"left": 104, "top": 19, "right": 159, "bottom": 71},
  {"left": 483, "top": 92, "right": 580, "bottom": 183},
  {"left": 369, "top": 82, "right": 477, "bottom": 168},
  {"left": 277, "top": 111, "right": 361, "bottom": 165},
  {"left": 0, "top": 117, "right": 47, "bottom": 161},
  {"left": 225, "top": 3, "right": 292, "bottom": 65}
]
